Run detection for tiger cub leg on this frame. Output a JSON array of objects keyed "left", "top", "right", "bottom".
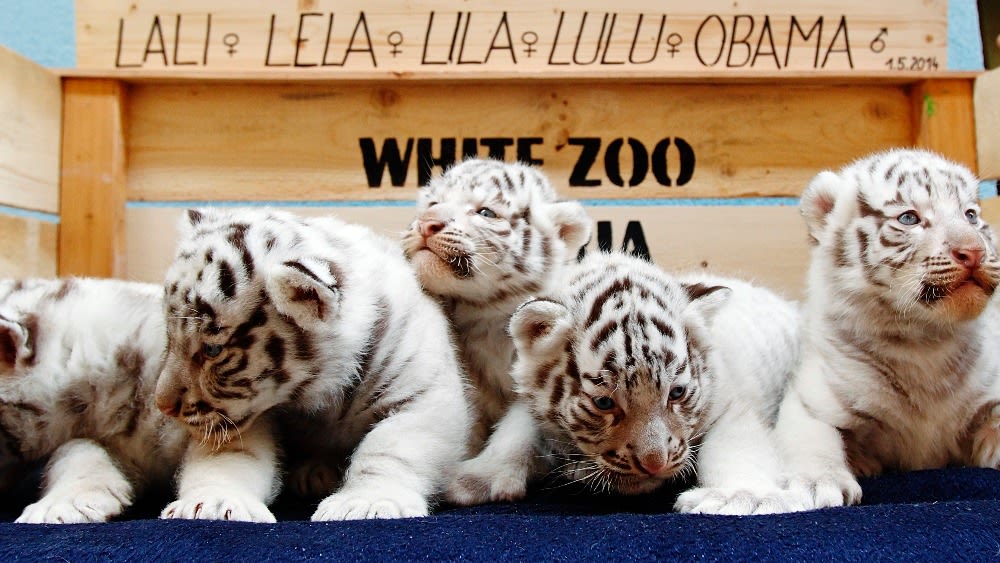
[
  {"left": 16, "top": 439, "right": 133, "bottom": 523},
  {"left": 773, "top": 383, "right": 863, "bottom": 510},
  {"left": 312, "top": 388, "right": 466, "bottom": 521},
  {"left": 446, "top": 401, "right": 543, "bottom": 505},
  {"left": 966, "top": 402, "right": 1000, "bottom": 468},
  {"left": 675, "top": 408, "right": 808, "bottom": 515},
  {"left": 161, "top": 416, "right": 280, "bottom": 523}
]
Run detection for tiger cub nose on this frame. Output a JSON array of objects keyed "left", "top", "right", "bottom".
[
  {"left": 155, "top": 395, "right": 182, "bottom": 417},
  {"left": 419, "top": 219, "right": 446, "bottom": 238},
  {"left": 637, "top": 452, "right": 668, "bottom": 475},
  {"left": 951, "top": 246, "right": 984, "bottom": 269}
]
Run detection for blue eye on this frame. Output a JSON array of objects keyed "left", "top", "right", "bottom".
[
  {"left": 592, "top": 396, "right": 615, "bottom": 411},
  {"left": 668, "top": 385, "right": 686, "bottom": 401},
  {"left": 202, "top": 343, "right": 224, "bottom": 358},
  {"left": 965, "top": 209, "right": 979, "bottom": 224},
  {"left": 477, "top": 208, "right": 498, "bottom": 219},
  {"left": 897, "top": 211, "right": 920, "bottom": 226}
]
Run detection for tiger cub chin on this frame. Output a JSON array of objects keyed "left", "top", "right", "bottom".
[
  {"left": 155, "top": 208, "right": 470, "bottom": 522},
  {"left": 400, "top": 159, "right": 592, "bottom": 502},
  {"left": 447, "top": 251, "right": 806, "bottom": 515},
  {"left": 0, "top": 278, "right": 188, "bottom": 523},
  {"left": 774, "top": 148, "right": 1000, "bottom": 511}
]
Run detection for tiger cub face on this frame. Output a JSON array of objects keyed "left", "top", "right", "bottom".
[
  {"left": 155, "top": 209, "right": 335, "bottom": 448},
  {"left": 402, "top": 159, "right": 591, "bottom": 305},
  {"left": 508, "top": 253, "right": 729, "bottom": 494},
  {"left": 802, "top": 149, "right": 1000, "bottom": 323}
]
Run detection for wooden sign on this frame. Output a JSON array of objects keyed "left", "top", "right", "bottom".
[
  {"left": 976, "top": 68, "right": 1000, "bottom": 179},
  {"left": 75, "top": 0, "right": 948, "bottom": 76},
  {"left": 124, "top": 80, "right": 912, "bottom": 202},
  {"left": 125, "top": 203, "right": 810, "bottom": 297}
]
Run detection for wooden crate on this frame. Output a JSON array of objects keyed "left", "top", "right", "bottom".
[
  {"left": 0, "top": 46, "right": 60, "bottom": 278},
  {"left": 54, "top": 70, "right": 978, "bottom": 298},
  {"left": 50, "top": 0, "right": 990, "bottom": 298}
]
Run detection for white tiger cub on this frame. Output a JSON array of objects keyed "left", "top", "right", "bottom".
[
  {"left": 155, "top": 208, "right": 470, "bottom": 522},
  {"left": 0, "top": 278, "right": 188, "bottom": 523},
  {"left": 774, "top": 148, "right": 1000, "bottom": 510},
  {"left": 451, "top": 251, "right": 805, "bottom": 514},
  {"left": 400, "top": 159, "right": 592, "bottom": 503}
]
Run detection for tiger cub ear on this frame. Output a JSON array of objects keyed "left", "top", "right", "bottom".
[
  {"left": 546, "top": 201, "right": 593, "bottom": 254},
  {"left": 508, "top": 298, "right": 573, "bottom": 358},
  {"left": 265, "top": 258, "right": 342, "bottom": 327},
  {"left": 178, "top": 208, "right": 217, "bottom": 235},
  {"left": 681, "top": 283, "right": 731, "bottom": 325},
  {"left": 0, "top": 314, "right": 31, "bottom": 371},
  {"left": 800, "top": 171, "right": 842, "bottom": 245}
]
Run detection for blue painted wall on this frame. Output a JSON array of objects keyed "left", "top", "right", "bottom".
[{"left": 0, "top": 0, "right": 985, "bottom": 70}]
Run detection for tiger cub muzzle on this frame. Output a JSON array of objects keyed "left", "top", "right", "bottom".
[
  {"left": 919, "top": 226, "right": 1000, "bottom": 313},
  {"left": 154, "top": 366, "right": 253, "bottom": 448}
]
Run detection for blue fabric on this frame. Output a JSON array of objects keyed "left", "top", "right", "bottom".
[{"left": 2, "top": 467, "right": 999, "bottom": 561}]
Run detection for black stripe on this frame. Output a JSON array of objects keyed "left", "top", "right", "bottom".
[
  {"left": 218, "top": 261, "right": 237, "bottom": 299},
  {"left": 227, "top": 223, "right": 255, "bottom": 278}
]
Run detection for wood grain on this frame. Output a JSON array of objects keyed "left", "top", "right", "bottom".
[
  {"left": 125, "top": 81, "right": 912, "bottom": 202},
  {"left": 911, "top": 79, "right": 978, "bottom": 173},
  {"left": 0, "top": 45, "right": 61, "bottom": 214},
  {"left": 975, "top": 68, "right": 1000, "bottom": 179},
  {"left": 0, "top": 213, "right": 58, "bottom": 278},
  {"left": 75, "top": 0, "right": 947, "bottom": 76},
  {"left": 59, "top": 79, "right": 129, "bottom": 278},
  {"left": 126, "top": 203, "right": 810, "bottom": 297}
]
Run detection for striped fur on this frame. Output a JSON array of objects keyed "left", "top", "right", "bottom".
[
  {"left": 401, "top": 159, "right": 592, "bottom": 450},
  {"left": 0, "top": 278, "right": 188, "bottom": 523},
  {"left": 775, "top": 149, "right": 1000, "bottom": 511},
  {"left": 448, "top": 252, "right": 806, "bottom": 514},
  {"left": 156, "top": 208, "right": 470, "bottom": 522}
]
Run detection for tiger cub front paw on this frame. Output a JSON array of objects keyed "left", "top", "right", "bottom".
[
  {"left": 445, "top": 456, "right": 529, "bottom": 506},
  {"left": 16, "top": 483, "right": 131, "bottom": 524},
  {"left": 783, "top": 469, "right": 863, "bottom": 509},
  {"left": 312, "top": 484, "right": 428, "bottom": 520},
  {"left": 161, "top": 487, "right": 276, "bottom": 523},
  {"left": 968, "top": 405, "right": 1000, "bottom": 468},
  {"left": 674, "top": 486, "right": 811, "bottom": 515}
]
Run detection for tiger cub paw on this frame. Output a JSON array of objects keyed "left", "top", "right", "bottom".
[
  {"left": 16, "top": 482, "right": 131, "bottom": 524},
  {"left": 674, "top": 486, "right": 810, "bottom": 515},
  {"left": 445, "top": 457, "right": 529, "bottom": 506},
  {"left": 312, "top": 484, "right": 428, "bottom": 521},
  {"left": 161, "top": 487, "right": 276, "bottom": 523},
  {"left": 968, "top": 406, "right": 1000, "bottom": 468},
  {"left": 783, "top": 469, "right": 863, "bottom": 509}
]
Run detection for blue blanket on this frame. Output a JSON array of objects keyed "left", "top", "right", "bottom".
[{"left": 2, "top": 468, "right": 999, "bottom": 561}]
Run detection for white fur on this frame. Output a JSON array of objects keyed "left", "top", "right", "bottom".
[
  {"left": 399, "top": 160, "right": 592, "bottom": 504},
  {"left": 774, "top": 149, "right": 1000, "bottom": 510},
  {"left": 0, "top": 278, "right": 188, "bottom": 524},
  {"left": 449, "top": 253, "right": 804, "bottom": 515},
  {"left": 157, "top": 208, "right": 471, "bottom": 522}
]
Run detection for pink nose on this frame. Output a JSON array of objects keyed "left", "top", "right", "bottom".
[
  {"left": 156, "top": 396, "right": 181, "bottom": 417},
  {"left": 952, "top": 246, "right": 984, "bottom": 269},
  {"left": 637, "top": 452, "right": 667, "bottom": 475},
  {"left": 419, "top": 219, "right": 445, "bottom": 238}
]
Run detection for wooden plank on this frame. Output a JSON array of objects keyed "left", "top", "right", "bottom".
[
  {"left": 59, "top": 79, "right": 128, "bottom": 278},
  {"left": 127, "top": 81, "right": 912, "bottom": 201},
  {"left": 975, "top": 68, "right": 1000, "bottom": 179},
  {"left": 0, "top": 212, "right": 58, "bottom": 278},
  {"left": 0, "top": 45, "right": 61, "bottom": 214},
  {"left": 76, "top": 0, "right": 948, "bottom": 77},
  {"left": 984, "top": 198, "right": 1000, "bottom": 224},
  {"left": 910, "top": 79, "right": 978, "bottom": 173},
  {"left": 126, "top": 204, "right": 809, "bottom": 298}
]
